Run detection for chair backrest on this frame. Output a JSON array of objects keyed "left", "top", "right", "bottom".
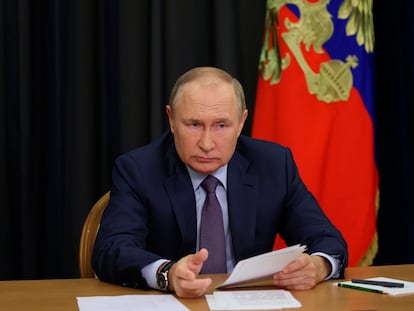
[{"left": 79, "top": 191, "right": 110, "bottom": 278}]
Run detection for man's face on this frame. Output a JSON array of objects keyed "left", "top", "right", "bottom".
[{"left": 166, "top": 79, "right": 248, "bottom": 174}]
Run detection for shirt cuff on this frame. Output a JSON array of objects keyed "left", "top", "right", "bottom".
[
  {"left": 311, "top": 252, "right": 340, "bottom": 280},
  {"left": 141, "top": 259, "right": 168, "bottom": 289}
]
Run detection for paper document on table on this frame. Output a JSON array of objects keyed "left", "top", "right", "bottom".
[
  {"left": 217, "top": 244, "right": 306, "bottom": 289},
  {"left": 76, "top": 294, "right": 190, "bottom": 311},
  {"left": 206, "top": 289, "right": 301, "bottom": 310},
  {"left": 336, "top": 277, "right": 414, "bottom": 296}
]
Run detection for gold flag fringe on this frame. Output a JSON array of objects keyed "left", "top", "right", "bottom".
[{"left": 357, "top": 189, "right": 380, "bottom": 266}]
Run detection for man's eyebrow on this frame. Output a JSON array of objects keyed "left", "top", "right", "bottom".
[
  {"left": 182, "top": 117, "right": 201, "bottom": 124},
  {"left": 215, "top": 118, "right": 231, "bottom": 123}
]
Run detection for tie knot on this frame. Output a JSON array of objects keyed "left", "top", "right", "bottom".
[{"left": 201, "top": 175, "right": 219, "bottom": 194}]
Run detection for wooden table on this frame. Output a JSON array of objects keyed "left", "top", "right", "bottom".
[{"left": 1, "top": 264, "right": 413, "bottom": 310}]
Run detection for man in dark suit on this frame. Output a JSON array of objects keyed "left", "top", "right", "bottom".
[{"left": 92, "top": 66, "right": 348, "bottom": 298}]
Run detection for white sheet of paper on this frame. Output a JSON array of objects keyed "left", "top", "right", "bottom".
[
  {"left": 336, "top": 277, "right": 414, "bottom": 296},
  {"left": 217, "top": 244, "right": 306, "bottom": 289},
  {"left": 206, "top": 290, "right": 301, "bottom": 310},
  {"left": 76, "top": 294, "right": 190, "bottom": 311}
]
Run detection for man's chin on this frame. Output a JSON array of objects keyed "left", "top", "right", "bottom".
[{"left": 189, "top": 162, "right": 221, "bottom": 174}]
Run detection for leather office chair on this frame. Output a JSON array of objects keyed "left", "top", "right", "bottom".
[{"left": 79, "top": 191, "right": 110, "bottom": 278}]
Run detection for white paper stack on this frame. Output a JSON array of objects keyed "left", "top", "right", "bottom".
[
  {"left": 217, "top": 244, "right": 307, "bottom": 289},
  {"left": 206, "top": 289, "right": 301, "bottom": 310}
]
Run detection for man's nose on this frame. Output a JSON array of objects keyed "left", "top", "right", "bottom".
[{"left": 199, "top": 129, "right": 215, "bottom": 151}]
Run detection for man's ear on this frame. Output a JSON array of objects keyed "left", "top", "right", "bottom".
[
  {"left": 238, "top": 109, "right": 248, "bottom": 136},
  {"left": 166, "top": 105, "right": 174, "bottom": 133}
]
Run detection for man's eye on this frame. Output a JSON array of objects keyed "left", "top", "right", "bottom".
[{"left": 217, "top": 123, "right": 226, "bottom": 128}]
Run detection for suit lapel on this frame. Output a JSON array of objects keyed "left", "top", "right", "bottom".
[
  {"left": 164, "top": 145, "right": 198, "bottom": 255},
  {"left": 227, "top": 152, "right": 259, "bottom": 261}
]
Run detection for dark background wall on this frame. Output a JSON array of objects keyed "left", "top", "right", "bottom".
[{"left": 0, "top": 0, "right": 412, "bottom": 280}]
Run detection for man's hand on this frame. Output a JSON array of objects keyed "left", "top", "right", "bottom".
[
  {"left": 272, "top": 254, "right": 331, "bottom": 290},
  {"left": 167, "top": 248, "right": 212, "bottom": 297}
]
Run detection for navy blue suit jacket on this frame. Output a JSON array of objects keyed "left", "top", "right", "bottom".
[{"left": 92, "top": 131, "right": 348, "bottom": 288}]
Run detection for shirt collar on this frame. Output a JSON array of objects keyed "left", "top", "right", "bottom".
[{"left": 186, "top": 164, "right": 228, "bottom": 191}]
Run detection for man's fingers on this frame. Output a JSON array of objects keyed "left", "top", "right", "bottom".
[
  {"left": 188, "top": 248, "right": 209, "bottom": 268},
  {"left": 174, "top": 277, "right": 212, "bottom": 298},
  {"left": 170, "top": 250, "right": 211, "bottom": 298}
]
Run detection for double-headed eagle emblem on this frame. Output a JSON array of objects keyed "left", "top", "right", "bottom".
[{"left": 259, "top": 0, "right": 374, "bottom": 103}]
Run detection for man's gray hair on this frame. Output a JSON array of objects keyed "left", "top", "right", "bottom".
[{"left": 168, "top": 67, "right": 246, "bottom": 117}]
